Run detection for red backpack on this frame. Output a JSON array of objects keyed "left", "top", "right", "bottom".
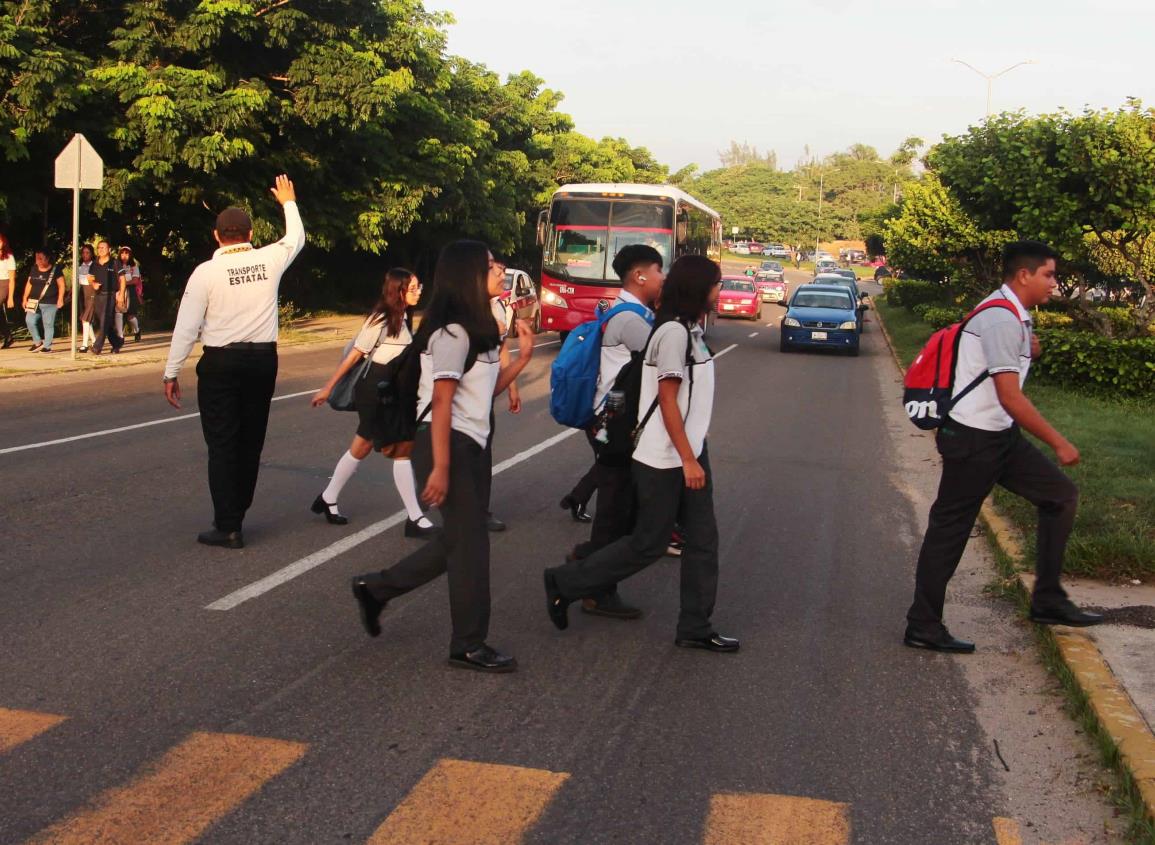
[{"left": 902, "top": 298, "right": 1019, "bottom": 430}]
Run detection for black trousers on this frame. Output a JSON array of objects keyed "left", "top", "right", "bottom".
[
  {"left": 480, "top": 409, "right": 495, "bottom": 515},
  {"left": 907, "top": 422, "right": 1078, "bottom": 635},
  {"left": 566, "top": 429, "right": 600, "bottom": 507},
  {"left": 573, "top": 428, "right": 636, "bottom": 560},
  {"left": 364, "top": 428, "right": 491, "bottom": 654},
  {"left": 91, "top": 292, "right": 122, "bottom": 353},
  {"left": 196, "top": 346, "right": 278, "bottom": 532},
  {"left": 0, "top": 303, "right": 12, "bottom": 343},
  {"left": 550, "top": 447, "right": 720, "bottom": 639}
]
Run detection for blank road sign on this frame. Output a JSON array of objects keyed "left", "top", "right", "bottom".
[{"left": 55, "top": 134, "right": 103, "bottom": 190}]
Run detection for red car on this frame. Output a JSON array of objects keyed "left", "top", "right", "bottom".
[
  {"left": 716, "top": 276, "right": 761, "bottom": 320},
  {"left": 754, "top": 274, "right": 788, "bottom": 303}
]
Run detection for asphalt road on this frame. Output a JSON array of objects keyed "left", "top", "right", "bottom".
[{"left": 0, "top": 274, "right": 1117, "bottom": 844}]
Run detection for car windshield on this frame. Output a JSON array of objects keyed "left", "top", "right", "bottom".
[
  {"left": 793, "top": 291, "right": 852, "bottom": 309},
  {"left": 761, "top": 261, "right": 782, "bottom": 271},
  {"left": 545, "top": 199, "right": 674, "bottom": 284},
  {"left": 721, "top": 279, "right": 755, "bottom": 292}
]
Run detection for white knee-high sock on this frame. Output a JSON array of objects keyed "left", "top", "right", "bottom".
[
  {"left": 393, "top": 459, "right": 431, "bottom": 526},
  {"left": 322, "top": 450, "right": 362, "bottom": 507}
]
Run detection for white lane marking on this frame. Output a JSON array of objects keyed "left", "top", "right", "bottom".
[
  {"left": 714, "top": 344, "right": 738, "bottom": 359},
  {"left": 0, "top": 389, "right": 318, "bottom": 456},
  {"left": 205, "top": 428, "right": 582, "bottom": 611},
  {"left": 747, "top": 332, "right": 759, "bottom": 338},
  {"left": 764, "top": 322, "right": 776, "bottom": 328}
]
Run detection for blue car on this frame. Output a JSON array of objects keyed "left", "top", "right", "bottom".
[{"left": 776, "top": 284, "right": 860, "bottom": 356}]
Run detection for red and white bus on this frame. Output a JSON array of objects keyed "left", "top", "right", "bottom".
[{"left": 536, "top": 184, "right": 722, "bottom": 337}]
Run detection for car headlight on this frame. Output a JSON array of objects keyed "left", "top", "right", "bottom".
[
  {"left": 540, "top": 289, "right": 568, "bottom": 308},
  {"left": 784, "top": 317, "right": 801, "bottom": 327},
  {"left": 838, "top": 320, "right": 857, "bottom": 330}
]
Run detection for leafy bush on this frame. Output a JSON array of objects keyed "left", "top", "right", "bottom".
[
  {"left": 911, "top": 303, "right": 932, "bottom": 319},
  {"left": 1033, "top": 310, "right": 1074, "bottom": 330},
  {"left": 1032, "top": 328, "right": 1155, "bottom": 398},
  {"left": 921, "top": 306, "right": 967, "bottom": 330},
  {"left": 885, "top": 278, "right": 951, "bottom": 309}
]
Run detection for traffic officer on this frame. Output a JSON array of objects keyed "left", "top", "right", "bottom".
[{"left": 163, "top": 174, "right": 305, "bottom": 548}]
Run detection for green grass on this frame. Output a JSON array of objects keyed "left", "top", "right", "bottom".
[{"left": 875, "top": 296, "right": 1155, "bottom": 582}]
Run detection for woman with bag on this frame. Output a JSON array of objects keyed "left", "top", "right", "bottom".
[
  {"left": 22, "top": 248, "right": 65, "bottom": 353},
  {"left": 310, "top": 269, "right": 435, "bottom": 536},
  {"left": 77, "top": 244, "right": 97, "bottom": 352},
  {"left": 350, "top": 240, "right": 535, "bottom": 673},
  {"left": 117, "top": 247, "right": 143, "bottom": 342}
]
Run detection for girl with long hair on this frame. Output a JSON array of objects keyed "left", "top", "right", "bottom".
[
  {"left": 77, "top": 243, "right": 96, "bottom": 352},
  {"left": 117, "top": 246, "right": 143, "bottom": 341},
  {"left": 351, "top": 240, "right": 535, "bottom": 673},
  {"left": 543, "top": 255, "right": 739, "bottom": 654},
  {"left": 310, "top": 269, "right": 433, "bottom": 535},
  {"left": 0, "top": 231, "right": 15, "bottom": 349}
]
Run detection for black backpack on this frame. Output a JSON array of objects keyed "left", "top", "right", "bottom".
[{"left": 596, "top": 322, "right": 695, "bottom": 465}]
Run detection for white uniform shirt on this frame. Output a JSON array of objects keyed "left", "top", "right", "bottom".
[
  {"left": 948, "top": 285, "right": 1031, "bottom": 431},
  {"left": 594, "top": 289, "right": 653, "bottom": 410},
  {"left": 633, "top": 320, "right": 715, "bottom": 470},
  {"left": 164, "top": 202, "right": 305, "bottom": 378},
  {"left": 353, "top": 317, "right": 412, "bottom": 366},
  {"left": 416, "top": 324, "right": 500, "bottom": 447},
  {"left": 0, "top": 254, "right": 15, "bottom": 299}
]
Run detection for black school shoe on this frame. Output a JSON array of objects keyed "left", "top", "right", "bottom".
[
  {"left": 544, "top": 569, "right": 571, "bottom": 630},
  {"left": 196, "top": 528, "right": 244, "bottom": 549},
  {"left": 404, "top": 519, "right": 438, "bottom": 539},
  {"left": 903, "top": 626, "right": 975, "bottom": 653},
  {"left": 675, "top": 632, "right": 740, "bottom": 652},
  {"left": 1029, "top": 600, "right": 1104, "bottom": 627},
  {"left": 559, "top": 495, "right": 592, "bottom": 523},
  {"left": 351, "top": 577, "right": 386, "bottom": 637},
  {"left": 581, "top": 593, "right": 643, "bottom": 620},
  {"left": 448, "top": 644, "right": 517, "bottom": 673}
]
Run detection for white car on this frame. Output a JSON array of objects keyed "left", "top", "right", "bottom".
[{"left": 734, "top": 242, "right": 751, "bottom": 255}]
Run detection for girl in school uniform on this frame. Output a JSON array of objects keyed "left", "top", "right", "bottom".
[
  {"left": 350, "top": 241, "right": 534, "bottom": 673},
  {"left": 310, "top": 269, "right": 433, "bottom": 535}
]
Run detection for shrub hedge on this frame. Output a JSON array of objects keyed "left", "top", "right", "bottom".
[
  {"left": 884, "top": 278, "right": 951, "bottom": 309},
  {"left": 1032, "top": 328, "right": 1155, "bottom": 398},
  {"left": 921, "top": 306, "right": 967, "bottom": 330}
]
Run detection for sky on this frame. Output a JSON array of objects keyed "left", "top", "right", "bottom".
[{"left": 425, "top": 0, "right": 1155, "bottom": 172}]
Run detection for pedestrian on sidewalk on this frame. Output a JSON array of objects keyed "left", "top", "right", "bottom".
[
  {"left": 117, "top": 247, "right": 143, "bottom": 342},
  {"left": 478, "top": 271, "right": 518, "bottom": 533},
  {"left": 564, "top": 243, "right": 666, "bottom": 620},
  {"left": 89, "top": 240, "right": 125, "bottom": 355},
  {"left": 350, "top": 240, "right": 535, "bottom": 674},
  {"left": 163, "top": 174, "right": 305, "bottom": 549},
  {"left": 77, "top": 244, "right": 97, "bottom": 352},
  {"left": 0, "top": 231, "right": 18, "bottom": 349},
  {"left": 309, "top": 268, "right": 434, "bottom": 536},
  {"left": 543, "top": 255, "right": 739, "bottom": 654},
  {"left": 21, "top": 249, "right": 65, "bottom": 352},
  {"left": 904, "top": 241, "right": 1103, "bottom": 654}
]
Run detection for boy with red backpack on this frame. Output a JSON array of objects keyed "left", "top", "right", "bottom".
[{"left": 904, "top": 241, "right": 1102, "bottom": 653}]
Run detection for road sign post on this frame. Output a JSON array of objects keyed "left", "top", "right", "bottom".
[{"left": 54, "top": 134, "right": 103, "bottom": 360}]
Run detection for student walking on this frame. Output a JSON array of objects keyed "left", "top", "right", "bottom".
[
  {"left": 77, "top": 243, "right": 97, "bottom": 352},
  {"left": 163, "top": 174, "right": 305, "bottom": 548},
  {"left": 117, "top": 247, "right": 143, "bottom": 342},
  {"left": 350, "top": 240, "right": 535, "bottom": 673},
  {"left": 89, "top": 240, "right": 125, "bottom": 355},
  {"left": 904, "top": 241, "right": 1103, "bottom": 653},
  {"left": 543, "top": 255, "right": 739, "bottom": 654},
  {"left": 309, "top": 269, "right": 434, "bottom": 535},
  {"left": 22, "top": 249, "right": 65, "bottom": 352},
  {"left": 0, "top": 231, "right": 17, "bottom": 349}
]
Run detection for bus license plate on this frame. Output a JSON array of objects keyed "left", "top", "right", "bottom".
[{"left": 811, "top": 331, "right": 828, "bottom": 340}]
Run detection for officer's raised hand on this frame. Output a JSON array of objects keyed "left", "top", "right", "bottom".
[{"left": 270, "top": 174, "right": 296, "bottom": 206}]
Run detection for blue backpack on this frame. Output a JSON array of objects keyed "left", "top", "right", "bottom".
[{"left": 550, "top": 302, "right": 652, "bottom": 429}]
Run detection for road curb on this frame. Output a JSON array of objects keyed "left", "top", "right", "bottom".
[{"left": 873, "top": 298, "right": 1155, "bottom": 829}]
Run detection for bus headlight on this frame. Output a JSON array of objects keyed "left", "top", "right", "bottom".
[
  {"left": 541, "top": 289, "right": 568, "bottom": 308},
  {"left": 784, "top": 317, "right": 801, "bottom": 327}
]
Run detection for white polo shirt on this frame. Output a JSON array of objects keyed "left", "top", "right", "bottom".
[
  {"left": 633, "top": 320, "right": 715, "bottom": 470},
  {"left": 594, "top": 289, "right": 653, "bottom": 410},
  {"left": 949, "top": 285, "right": 1031, "bottom": 431},
  {"left": 164, "top": 201, "right": 305, "bottom": 378},
  {"left": 417, "top": 325, "right": 501, "bottom": 448}
]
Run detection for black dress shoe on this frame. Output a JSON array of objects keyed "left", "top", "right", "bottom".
[
  {"left": 543, "top": 569, "right": 571, "bottom": 630},
  {"left": 903, "top": 627, "right": 975, "bottom": 653},
  {"left": 404, "top": 518, "right": 438, "bottom": 539},
  {"left": 1030, "top": 601, "right": 1104, "bottom": 627},
  {"left": 582, "top": 593, "right": 643, "bottom": 619},
  {"left": 559, "top": 495, "right": 593, "bottom": 523},
  {"left": 486, "top": 514, "right": 506, "bottom": 532},
  {"left": 351, "top": 578, "right": 385, "bottom": 637},
  {"left": 310, "top": 494, "right": 348, "bottom": 525},
  {"left": 196, "top": 528, "right": 244, "bottom": 549},
  {"left": 448, "top": 643, "right": 517, "bottom": 673},
  {"left": 675, "top": 632, "right": 740, "bottom": 652}
]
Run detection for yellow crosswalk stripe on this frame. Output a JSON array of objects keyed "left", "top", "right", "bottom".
[
  {"left": 0, "top": 707, "right": 67, "bottom": 754},
  {"left": 24, "top": 731, "right": 306, "bottom": 845},
  {"left": 704, "top": 792, "right": 851, "bottom": 845},
  {"left": 993, "top": 817, "right": 1023, "bottom": 845},
  {"left": 367, "top": 758, "right": 569, "bottom": 845}
]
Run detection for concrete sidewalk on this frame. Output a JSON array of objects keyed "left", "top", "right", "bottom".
[{"left": 0, "top": 314, "right": 363, "bottom": 380}]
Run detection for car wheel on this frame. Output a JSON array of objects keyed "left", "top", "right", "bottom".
[
  {"left": 558, "top": 330, "right": 569, "bottom": 345},
  {"left": 532, "top": 308, "right": 541, "bottom": 334},
  {"left": 848, "top": 343, "right": 860, "bottom": 357},
  {"left": 779, "top": 336, "right": 790, "bottom": 353}
]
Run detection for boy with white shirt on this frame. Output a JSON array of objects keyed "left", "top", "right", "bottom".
[{"left": 904, "top": 241, "right": 1103, "bottom": 653}]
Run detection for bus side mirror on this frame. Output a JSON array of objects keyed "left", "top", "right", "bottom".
[{"left": 536, "top": 210, "right": 548, "bottom": 247}]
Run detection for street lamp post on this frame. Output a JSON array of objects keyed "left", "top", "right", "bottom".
[{"left": 951, "top": 58, "right": 1035, "bottom": 118}]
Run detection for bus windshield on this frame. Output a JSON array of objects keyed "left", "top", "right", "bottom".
[{"left": 546, "top": 199, "right": 674, "bottom": 284}]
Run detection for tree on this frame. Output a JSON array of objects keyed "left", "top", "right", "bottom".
[{"left": 718, "top": 140, "right": 777, "bottom": 170}]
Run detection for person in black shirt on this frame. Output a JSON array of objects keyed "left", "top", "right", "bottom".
[
  {"left": 21, "top": 249, "right": 64, "bottom": 352},
  {"left": 90, "top": 239, "right": 125, "bottom": 354}
]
